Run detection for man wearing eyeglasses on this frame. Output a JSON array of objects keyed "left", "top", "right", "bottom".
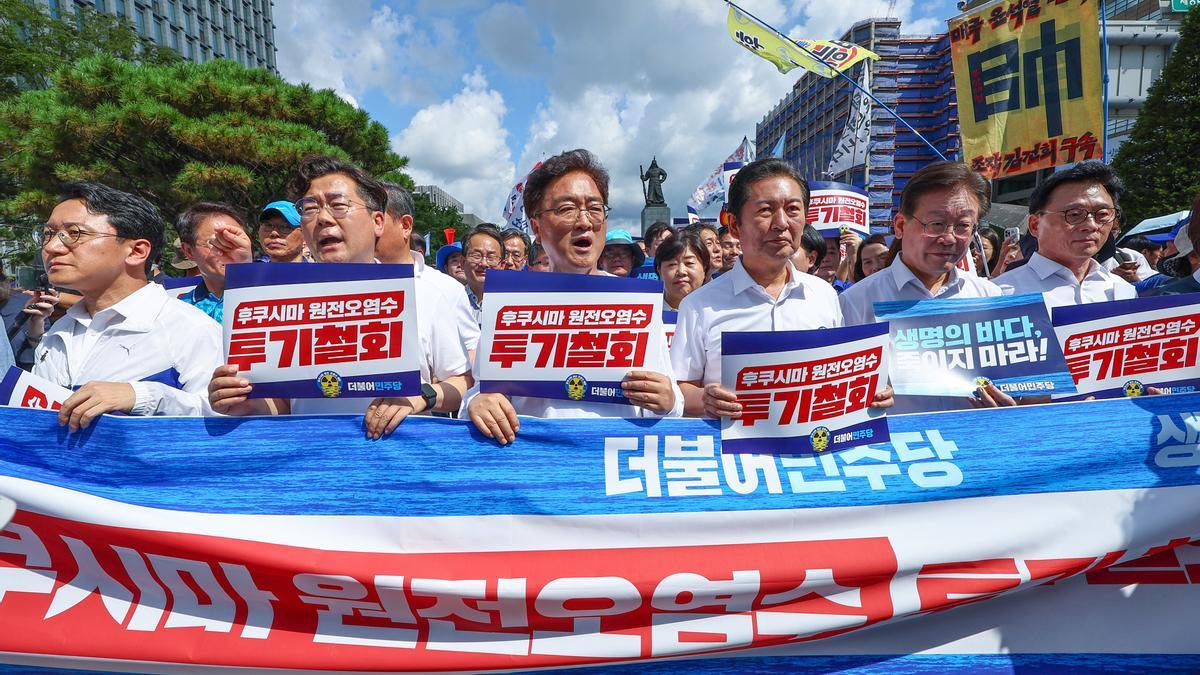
[
  {"left": 838, "top": 161, "right": 1002, "bottom": 327},
  {"left": 25, "top": 182, "right": 223, "bottom": 430},
  {"left": 175, "top": 202, "right": 256, "bottom": 323},
  {"left": 500, "top": 229, "right": 531, "bottom": 271},
  {"left": 461, "top": 223, "right": 506, "bottom": 325},
  {"left": 208, "top": 157, "right": 472, "bottom": 439},
  {"left": 464, "top": 149, "right": 682, "bottom": 445},
  {"left": 993, "top": 161, "right": 1135, "bottom": 309}
]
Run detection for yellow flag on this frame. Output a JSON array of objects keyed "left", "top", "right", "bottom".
[
  {"left": 727, "top": 4, "right": 878, "bottom": 79},
  {"left": 949, "top": 0, "right": 1104, "bottom": 178}
]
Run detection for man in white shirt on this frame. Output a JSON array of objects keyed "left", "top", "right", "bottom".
[
  {"left": 994, "top": 161, "right": 1135, "bottom": 309},
  {"left": 208, "top": 157, "right": 472, "bottom": 438},
  {"left": 23, "top": 182, "right": 223, "bottom": 431},
  {"left": 840, "top": 161, "right": 1002, "bottom": 327},
  {"left": 671, "top": 157, "right": 891, "bottom": 419},
  {"left": 465, "top": 149, "right": 681, "bottom": 444},
  {"left": 377, "top": 182, "right": 481, "bottom": 360}
]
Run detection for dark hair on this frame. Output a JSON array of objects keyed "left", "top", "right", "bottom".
[
  {"left": 411, "top": 234, "right": 427, "bottom": 254},
  {"left": 975, "top": 226, "right": 1003, "bottom": 273},
  {"left": 523, "top": 149, "right": 610, "bottom": 216},
  {"left": 852, "top": 233, "right": 889, "bottom": 281},
  {"left": 501, "top": 228, "right": 530, "bottom": 255},
  {"left": 465, "top": 223, "right": 505, "bottom": 256},
  {"left": 1122, "top": 235, "right": 1159, "bottom": 255},
  {"left": 530, "top": 241, "right": 545, "bottom": 261},
  {"left": 380, "top": 182, "right": 414, "bottom": 219},
  {"left": 728, "top": 158, "right": 810, "bottom": 221},
  {"left": 685, "top": 222, "right": 719, "bottom": 239},
  {"left": 653, "top": 232, "right": 712, "bottom": 276},
  {"left": 175, "top": 202, "right": 247, "bottom": 246},
  {"left": 1028, "top": 160, "right": 1124, "bottom": 215},
  {"left": 899, "top": 161, "right": 991, "bottom": 218},
  {"left": 644, "top": 221, "right": 675, "bottom": 248},
  {"left": 718, "top": 226, "right": 733, "bottom": 238},
  {"left": 800, "top": 224, "right": 826, "bottom": 271},
  {"left": 288, "top": 155, "right": 387, "bottom": 213},
  {"left": 58, "top": 182, "right": 164, "bottom": 276}
]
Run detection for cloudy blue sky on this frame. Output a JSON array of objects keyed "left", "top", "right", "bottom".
[{"left": 273, "top": 0, "right": 962, "bottom": 229}]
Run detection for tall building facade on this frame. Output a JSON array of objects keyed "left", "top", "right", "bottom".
[
  {"left": 757, "top": 3, "right": 1183, "bottom": 222},
  {"left": 37, "top": 0, "right": 277, "bottom": 73}
]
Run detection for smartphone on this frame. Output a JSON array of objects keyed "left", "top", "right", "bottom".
[
  {"left": 15, "top": 266, "right": 35, "bottom": 290},
  {"left": 1114, "top": 248, "right": 1134, "bottom": 264},
  {"left": 1004, "top": 227, "right": 1020, "bottom": 242}
]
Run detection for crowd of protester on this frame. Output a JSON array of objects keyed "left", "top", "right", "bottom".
[{"left": 7, "top": 148, "right": 1199, "bottom": 441}]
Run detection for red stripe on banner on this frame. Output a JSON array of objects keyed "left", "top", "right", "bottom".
[{"left": 0, "top": 510, "right": 899, "bottom": 671}]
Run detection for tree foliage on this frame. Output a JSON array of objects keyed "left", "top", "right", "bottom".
[
  {"left": 0, "top": 54, "right": 412, "bottom": 269},
  {"left": 1111, "top": 7, "right": 1200, "bottom": 228},
  {"left": 0, "top": 0, "right": 180, "bottom": 101},
  {"left": 412, "top": 193, "right": 467, "bottom": 250}
]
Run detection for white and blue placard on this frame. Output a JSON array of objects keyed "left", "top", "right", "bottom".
[
  {"left": 160, "top": 275, "right": 202, "bottom": 299},
  {"left": 663, "top": 309, "right": 678, "bottom": 350},
  {"left": 1053, "top": 293, "right": 1200, "bottom": 399},
  {"left": 721, "top": 323, "right": 891, "bottom": 455},
  {"left": 0, "top": 366, "right": 71, "bottom": 410},
  {"left": 875, "top": 293, "right": 1075, "bottom": 399},
  {"left": 478, "top": 270, "right": 667, "bottom": 404},
  {"left": 222, "top": 263, "right": 421, "bottom": 399},
  {"left": 807, "top": 180, "right": 869, "bottom": 239}
]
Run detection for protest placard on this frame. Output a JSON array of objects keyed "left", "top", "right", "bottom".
[
  {"left": 807, "top": 181, "right": 870, "bottom": 239},
  {"left": 876, "top": 293, "right": 1075, "bottom": 399},
  {"left": 663, "top": 309, "right": 678, "bottom": 350},
  {"left": 477, "top": 271, "right": 667, "bottom": 404},
  {"left": 0, "top": 366, "right": 71, "bottom": 410},
  {"left": 1053, "top": 294, "right": 1200, "bottom": 399},
  {"left": 159, "top": 275, "right": 202, "bottom": 299},
  {"left": 222, "top": 263, "right": 421, "bottom": 399},
  {"left": 721, "top": 323, "right": 890, "bottom": 455}
]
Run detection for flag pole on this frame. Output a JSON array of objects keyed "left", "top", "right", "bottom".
[
  {"left": 728, "top": 0, "right": 948, "bottom": 162},
  {"left": 1100, "top": 0, "right": 1110, "bottom": 160}
]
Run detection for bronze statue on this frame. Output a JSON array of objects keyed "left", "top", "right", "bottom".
[{"left": 640, "top": 157, "right": 668, "bottom": 207}]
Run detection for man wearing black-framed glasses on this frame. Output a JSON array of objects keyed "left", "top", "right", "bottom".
[
  {"left": 24, "top": 182, "right": 223, "bottom": 430},
  {"left": 994, "top": 161, "right": 1135, "bottom": 310}
]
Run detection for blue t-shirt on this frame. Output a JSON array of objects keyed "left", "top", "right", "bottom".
[{"left": 179, "top": 282, "right": 222, "bottom": 323}]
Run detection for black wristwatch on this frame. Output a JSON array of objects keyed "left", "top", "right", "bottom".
[{"left": 420, "top": 383, "right": 438, "bottom": 413}]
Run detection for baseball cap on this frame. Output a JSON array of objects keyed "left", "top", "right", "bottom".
[
  {"left": 260, "top": 200, "right": 301, "bottom": 227},
  {"left": 436, "top": 242, "right": 463, "bottom": 273},
  {"left": 603, "top": 229, "right": 647, "bottom": 270}
]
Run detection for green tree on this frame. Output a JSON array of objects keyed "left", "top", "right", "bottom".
[
  {"left": 0, "top": 55, "right": 411, "bottom": 270},
  {"left": 1111, "top": 7, "right": 1200, "bottom": 229},
  {"left": 412, "top": 193, "right": 467, "bottom": 250},
  {"left": 0, "top": 0, "right": 180, "bottom": 100}
]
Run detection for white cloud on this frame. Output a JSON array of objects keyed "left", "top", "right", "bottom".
[{"left": 392, "top": 68, "right": 516, "bottom": 221}]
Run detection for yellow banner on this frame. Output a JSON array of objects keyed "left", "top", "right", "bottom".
[
  {"left": 728, "top": 4, "right": 877, "bottom": 79},
  {"left": 949, "top": 0, "right": 1104, "bottom": 178}
]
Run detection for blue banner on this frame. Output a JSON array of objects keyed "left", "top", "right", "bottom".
[{"left": 876, "top": 293, "right": 1075, "bottom": 401}]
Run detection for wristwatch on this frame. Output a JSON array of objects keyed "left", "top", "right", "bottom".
[{"left": 420, "top": 383, "right": 438, "bottom": 413}]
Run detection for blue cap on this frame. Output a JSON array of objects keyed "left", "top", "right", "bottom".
[
  {"left": 261, "top": 200, "right": 300, "bottom": 227},
  {"left": 603, "top": 229, "right": 646, "bottom": 272},
  {"left": 436, "top": 242, "right": 463, "bottom": 273}
]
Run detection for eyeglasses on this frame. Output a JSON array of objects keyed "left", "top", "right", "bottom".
[
  {"left": 537, "top": 203, "right": 611, "bottom": 224},
  {"left": 908, "top": 214, "right": 976, "bottom": 239},
  {"left": 502, "top": 250, "right": 527, "bottom": 262},
  {"left": 294, "top": 197, "right": 370, "bottom": 222},
  {"left": 465, "top": 252, "right": 502, "bottom": 265},
  {"left": 1039, "top": 207, "right": 1117, "bottom": 226},
  {"left": 35, "top": 226, "right": 124, "bottom": 249}
]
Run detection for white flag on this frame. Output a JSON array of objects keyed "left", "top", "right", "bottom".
[
  {"left": 826, "top": 67, "right": 872, "bottom": 177},
  {"left": 688, "top": 137, "right": 754, "bottom": 211}
]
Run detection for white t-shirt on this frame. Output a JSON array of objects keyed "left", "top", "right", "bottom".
[
  {"left": 35, "top": 283, "right": 222, "bottom": 416},
  {"left": 671, "top": 259, "right": 843, "bottom": 387}
]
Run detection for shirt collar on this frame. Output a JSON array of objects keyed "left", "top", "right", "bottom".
[
  {"left": 65, "top": 283, "right": 164, "bottom": 333},
  {"left": 1028, "top": 252, "right": 1099, "bottom": 282},
  {"left": 188, "top": 280, "right": 219, "bottom": 303},
  {"left": 889, "top": 254, "right": 964, "bottom": 293},
  {"left": 729, "top": 258, "right": 800, "bottom": 297}
]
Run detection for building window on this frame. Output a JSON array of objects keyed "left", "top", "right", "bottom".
[
  {"left": 170, "top": 28, "right": 179, "bottom": 50},
  {"left": 183, "top": 8, "right": 191, "bottom": 32},
  {"left": 94, "top": 0, "right": 107, "bottom": 12},
  {"left": 135, "top": 8, "right": 146, "bottom": 33},
  {"left": 168, "top": 1, "right": 177, "bottom": 23},
  {"left": 114, "top": 0, "right": 125, "bottom": 17}
]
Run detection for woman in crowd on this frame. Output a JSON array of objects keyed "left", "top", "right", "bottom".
[
  {"left": 853, "top": 233, "right": 890, "bottom": 281},
  {"left": 655, "top": 232, "right": 711, "bottom": 311}
]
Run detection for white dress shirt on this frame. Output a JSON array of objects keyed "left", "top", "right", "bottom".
[
  {"left": 291, "top": 262, "right": 471, "bottom": 415},
  {"left": 994, "top": 252, "right": 1136, "bottom": 310},
  {"left": 671, "top": 258, "right": 843, "bottom": 387},
  {"left": 461, "top": 270, "right": 684, "bottom": 419},
  {"left": 34, "top": 283, "right": 222, "bottom": 416},
  {"left": 839, "top": 254, "right": 1003, "bottom": 326},
  {"left": 1101, "top": 248, "right": 1154, "bottom": 281},
  {"left": 414, "top": 256, "right": 479, "bottom": 354}
]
